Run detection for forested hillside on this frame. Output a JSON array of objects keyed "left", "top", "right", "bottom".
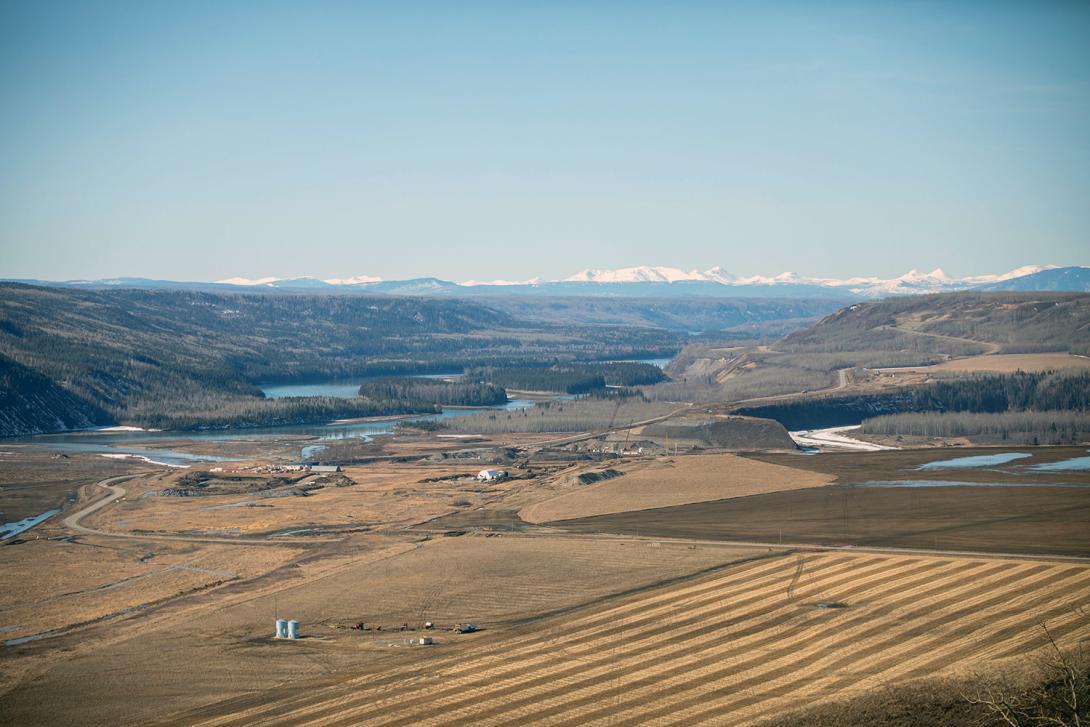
[
  {"left": 356, "top": 378, "right": 508, "bottom": 407},
  {"left": 466, "top": 362, "right": 668, "bottom": 394},
  {"left": 0, "top": 354, "right": 112, "bottom": 435},
  {"left": 858, "top": 370, "right": 1090, "bottom": 444},
  {"left": 737, "top": 370, "right": 1090, "bottom": 430},
  {"left": 782, "top": 292, "right": 1090, "bottom": 355},
  {"left": 482, "top": 297, "right": 843, "bottom": 335},
  {"left": 0, "top": 284, "right": 679, "bottom": 435}
]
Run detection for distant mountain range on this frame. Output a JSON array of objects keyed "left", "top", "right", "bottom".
[
  {"left": 8, "top": 264, "right": 1089, "bottom": 299},
  {"left": 975, "top": 266, "right": 1090, "bottom": 293}
]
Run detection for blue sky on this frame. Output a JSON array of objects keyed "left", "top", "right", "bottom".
[{"left": 1, "top": 1, "right": 1088, "bottom": 282}]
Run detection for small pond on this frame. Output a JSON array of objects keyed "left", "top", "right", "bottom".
[
  {"left": 1, "top": 509, "right": 60, "bottom": 540},
  {"left": 855, "top": 480, "right": 1088, "bottom": 489},
  {"left": 1029, "top": 450, "right": 1090, "bottom": 472},
  {"left": 917, "top": 453, "right": 1032, "bottom": 470}
]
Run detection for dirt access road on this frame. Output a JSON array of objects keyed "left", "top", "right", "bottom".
[
  {"left": 884, "top": 324, "right": 1002, "bottom": 354},
  {"left": 62, "top": 474, "right": 337, "bottom": 545},
  {"left": 529, "top": 404, "right": 693, "bottom": 450},
  {"left": 722, "top": 366, "right": 852, "bottom": 412}
]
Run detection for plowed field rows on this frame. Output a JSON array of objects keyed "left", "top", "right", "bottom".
[{"left": 176, "top": 552, "right": 1090, "bottom": 726}]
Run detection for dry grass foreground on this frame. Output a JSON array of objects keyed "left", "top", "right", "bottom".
[
  {"left": 0, "top": 535, "right": 763, "bottom": 727},
  {"left": 84, "top": 463, "right": 516, "bottom": 537},
  {"left": 886, "top": 352, "right": 1090, "bottom": 373},
  {"left": 170, "top": 551, "right": 1090, "bottom": 727},
  {"left": 520, "top": 453, "right": 834, "bottom": 524},
  {"left": 0, "top": 536, "right": 302, "bottom": 645}
]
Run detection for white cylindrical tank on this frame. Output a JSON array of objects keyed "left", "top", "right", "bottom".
[
  {"left": 287, "top": 620, "right": 300, "bottom": 640},
  {"left": 276, "top": 619, "right": 288, "bottom": 639}
]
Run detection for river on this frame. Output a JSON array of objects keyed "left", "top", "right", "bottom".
[
  {"left": 8, "top": 398, "right": 539, "bottom": 465},
  {"left": 259, "top": 358, "right": 672, "bottom": 399},
  {"left": 7, "top": 358, "right": 673, "bottom": 465}
]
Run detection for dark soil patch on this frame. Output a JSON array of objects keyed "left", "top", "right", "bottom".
[
  {"left": 551, "top": 484, "right": 1090, "bottom": 556},
  {"left": 747, "top": 446, "right": 1090, "bottom": 485},
  {"left": 419, "top": 508, "right": 537, "bottom": 532}
]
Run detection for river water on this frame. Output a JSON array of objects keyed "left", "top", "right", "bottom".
[
  {"left": 5, "top": 358, "right": 673, "bottom": 465},
  {"left": 260, "top": 372, "right": 464, "bottom": 399},
  {"left": 259, "top": 358, "right": 672, "bottom": 399},
  {"left": 7, "top": 398, "right": 539, "bottom": 465}
]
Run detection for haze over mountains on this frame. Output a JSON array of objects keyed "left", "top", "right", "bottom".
[{"left": 13, "top": 264, "right": 1090, "bottom": 299}]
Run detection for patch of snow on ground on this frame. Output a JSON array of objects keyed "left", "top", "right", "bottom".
[
  {"left": 791, "top": 425, "right": 899, "bottom": 452},
  {"left": 99, "top": 453, "right": 190, "bottom": 468}
]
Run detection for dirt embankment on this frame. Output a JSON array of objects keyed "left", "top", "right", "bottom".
[
  {"left": 520, "top": 453, "right": 834, "bottom": 524},
  {"left": 641, "top": 415, "right": 798, "bottom": 450}
]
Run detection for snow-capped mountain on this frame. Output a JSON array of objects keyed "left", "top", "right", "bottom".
[
  {"left": 553, "top": 264, "right": 1060, "bottom": 297},
  {"left": 564, "top": 266, "right": 711, "bottom": 284},
  {"left": 217, "top": 276, "right": 284, "bottom": 286},
  {"left": 324, "top": 274, "right": 383, "bottom": 285},
  {"left": 461, "top": 277, "right": 543, "bottom": 287},
  {"left": 976, "top": 266, "right": 1090, "bottom": 292},
  {"left": 215, "top": 276, "right": 340, "bottom": 288},
  {"left": 21, "top": 264, "right": 1086, "bottom": 299}
]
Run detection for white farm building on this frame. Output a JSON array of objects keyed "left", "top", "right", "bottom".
[{"left": 477, "top": 469, "right": 507, "bottom": 482}]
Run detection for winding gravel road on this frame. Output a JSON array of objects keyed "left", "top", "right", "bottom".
[{"left": 63, "top": 474, "right": 332, "bottom": 545}]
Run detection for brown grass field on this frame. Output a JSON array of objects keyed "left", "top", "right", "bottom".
[
  {"left": 163, "top": 551, "right": 1090, "bottom": 727},
  {"left": 0, "top": 536, "right": 303, "bottom": 645},
  {"left": 3, "top": 441, "right": 1089, "bottom": 726},
  {"left": 81, "top": 461, "right": 529, "bottom": 537},
  {"left": 519, "top": 453, "right": 835, "bottom": 524},
  {"left": 0, "top": 535, "right": 763, "bottom": 726}
]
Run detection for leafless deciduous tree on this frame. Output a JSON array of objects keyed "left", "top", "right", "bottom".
[{"left": 963, "top": 622, "right": 1088, "bottom": 727}]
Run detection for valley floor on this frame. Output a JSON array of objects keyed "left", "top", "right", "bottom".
[{"left": 1, "top": 432, "right": 1088, "bottom": 726}]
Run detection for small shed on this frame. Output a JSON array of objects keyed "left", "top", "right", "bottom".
[
  {"left": 311, "top": 465, "right": 341, "bottom": 473},
  {"left": 477, "top": 469, "right": 507, "bottom": 482}
]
